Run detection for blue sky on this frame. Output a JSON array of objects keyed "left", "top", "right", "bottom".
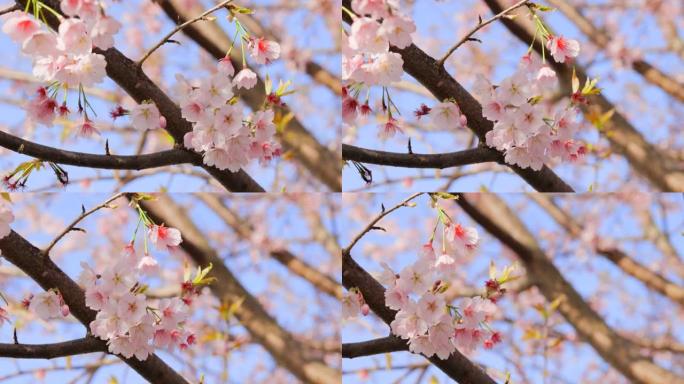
[{"left": 341, "top": 192, "right": 684, "bottom": 383}]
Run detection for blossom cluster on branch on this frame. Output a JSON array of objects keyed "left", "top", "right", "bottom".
[
  {"left": 1, "top": 0, "right": 287, "bottom": 175},
  {"left": 342, "top": 0, "right": 598, "bottom": 173},
  {"left": 3, "top": 0, "right": 119, "bottom": 132},
  {"left": 345, "top": 197, "right": 516, "bottom": 360}
]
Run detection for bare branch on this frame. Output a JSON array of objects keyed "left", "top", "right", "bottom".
[
  {"left": 437, "top": 0, "right": 530, "bottom": 66},
  {"left": 343, "top": 193, "right": 423, "bottom": 255},
  {"left": 0, "top": 130, "right": 200, "bottom": 171},
  {"left": 0, "top": 337, "right": 106, "bottom": 359},
  {"left": 343, "top": 144, "right": 503, "bottom": 169},
  {"left": 138, "top": 0, "right": 234, "bottom": 66},
  {"left": 44, "top": 193, "right": 125, "bottom": 255},
  {"left": 343, "top": 336, "right": 408, "bottom": 358}
]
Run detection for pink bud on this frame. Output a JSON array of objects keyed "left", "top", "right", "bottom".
[{"left": 361, "top": 304, "right": 370, "bottom": 316}]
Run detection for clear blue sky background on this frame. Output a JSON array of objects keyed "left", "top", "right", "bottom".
[
  {"left": 341, "top": 193, "right": 684, "bottom": 383},
  {"left": 0, "top": 0, "right": 339, "bottom": 192},
  {"left": 0, "top": 193, "right": 341, "bottom": 383},
  {"left": 342, "top": 0, "right": 683, "bottom": 192}
]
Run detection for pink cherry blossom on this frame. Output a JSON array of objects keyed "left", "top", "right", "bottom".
[
  {"left": 430, "top": 101, "right": 467, "bottom": 129},
  {"left": 130, "top": 102, "right": 162, "bottom": 131},
  {"left": 378, "top": 117, "right": 403, "bottom": 139},
  {"left": 233, "top": 68, "right": 258, "bottom": 90},
  {"left": 57, "top": 19, "right": 92, "bottom": 55},
  {"left": 349, "top": 17, "right": 388, "bottom": 54},
  {"left": 546, "top": 35, "right": 580, "bottom": 63},
  {"left": 2, "top": 12, "right": 40, "bottom": 43},
  {"left": 76, "top": 118, "right": 99, "bottom": 137},
  {"left": 217, "top": 57, "right": 235, "bottom": 77},
  {"left": 0, "top": 199, "right": 14, "bottom": 239},
  {"left": 29, "top": 290, "right": 69, "bottom": 320},
  {"left": 248, "top": 37, "right": 280, "bottom": 65},
  {"left": 377, "top": 14, "right": 415, "bottom": 49},
  {"left": 148, "top": 224, "right": 182, "bottom": 251}
]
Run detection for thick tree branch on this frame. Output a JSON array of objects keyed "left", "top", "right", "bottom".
[
  {"left": 0, "top": 130, "right": 200, "bottom": 171},
  {"left": 342, "top": 335, "right": 408, "bottom": 359},
  {"left": 456, "top": 194, "right": 684, "bottom": 384},
  {"left": 343, "top": 144, "right": 503, "bottom": 169},
  {"left": 15, "top": 0, "right": 264, "bottom": 192},
  {"left": 0, "top": 231, "right": 190, "bottom": 384},
  {"left": 529, "top": 194, "right": 684, "bottom": 306},
  {"left": 196, "top": 193, "right": 342, "bottom": 300},
  {"left": 0, "top": 337, "right": 105, "bottom": 359},
  {"left": 342, "top": 0, "right": 574, "bottom": 192},
  {"left": 137, "top": 195, "right": 340, "bottom": 384},
  {"left": 482, "top": 0, "right": 684, "bottom": 191},
  {"left": 156, "top": 0, "right": 341, "bottom": 191}
]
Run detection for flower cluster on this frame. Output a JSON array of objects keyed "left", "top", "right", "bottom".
[
  {"left": 2, "top": 1, "right": 120, "bottom": 132},
  {"left": 346, "top": 213, "right": 509, "bottom": 360},
  {"left": 76, "top": 226, "right": 200, "bottom": 361},
  {"left": 178, "top": 60, "right": 282, "bottom": 171},
  {"left": 474, "top": 48, "right": 587, "bottom": 171},
  {"left": 342, "top": 0, "right": 416, "bottom": 136}
]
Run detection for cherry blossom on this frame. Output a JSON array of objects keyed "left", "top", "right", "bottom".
[
  {"left": 345, "top": 208, "right": 508, "bottom": 360},
  {"left": 233, "top": 68, "right": 258, "bottom": 90},
  {"left": 247, "top": 37, "right": 281, "bottom": 65},
  {"left": 546, "top": 35, "right": 580, "bottom": 64},
  {"left": 430, "top": 101, "right": 468, "bottom": 130},
  {"left": 148, "top": 224, "right": 182, "bottom": 251},
  {"left": 130, "top": 102, "right": 163, "bottom": 131},
  {"left": 0, "top": 199, "right": 14, "bottom": 239},
  {"left": 29, "top": 290, "right": 70, "bottom": 320}
]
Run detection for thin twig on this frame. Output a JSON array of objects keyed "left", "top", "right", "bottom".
[
  {"left": 0, "top": 4, "right": 20, "bottom": 16},
  {"left": 436, "top": 0, "right": 530, "bottom": 66},
  {"left": 43, "top": 193, "right": 125, "bottom": 255},
  {"left": 342, "top": 193, "right": 423, "bottom": 255},
  {"left": 137, "top": 0, "right": 234, "bottom": 66}
]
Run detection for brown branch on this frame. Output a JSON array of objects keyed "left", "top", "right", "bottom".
[
  {"left": 343, "top": 193, "right": 423, "bottom": 255},
  {"left": 44, "top": 193, "right": 124, "bottom": 255},
  {"left": 342, "top": 0, "right": 574, "bottom": 192},
  {"left": 138, "top": 0, "right": 234, "bottom": 66},
  {"left": 343, "top": 144, "right": 504, "bottom": 169},
  {"left": 156, "top": 0, "right": 341, "bottom": 191},
  {"left": 0, "top": 231, "right": 190, "bottom": 384},
  {"left": 196, "top": 193, "right": 342, "bottom": 300},
  {"left": 15, "top": 0, "right": 264, "bottom": 192},
  {"left": 342, "top": 335, "right": 408, "bottom": 359},
  {"left": 437, "top": 0, "right": 530, "bottom": 66},
  {"left": 529, "top": 194, "right": 684, "bottom": 306},
  {"left": 0, "top": 337, "right": 106, "bottom": 359},
  {"left": 0, "top": 130, "right": 200, "bottom": 171},
  {"left": 456, "top": 193, "right": 684, "bottom": 384},
  {"left": 136, "top": 195, "right": 340, "bottom": 384},
  {"left": 482, "top": 0, "right": 684, "bottom": 191}
]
